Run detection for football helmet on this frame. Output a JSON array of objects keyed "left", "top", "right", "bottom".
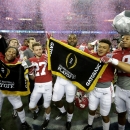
[
  {"left": 74, "top": 89, "right": 89, "bottom": 109},
  {"left": 113, "top": 10, "right": 130, "bottom": 35}
]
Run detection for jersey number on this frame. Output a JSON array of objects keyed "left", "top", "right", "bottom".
[
  {"left": 35, "top": 62, "right": 47, "bottom": 76},
  {"left": 118, "top": 55, "right": 130, "bottom": 73}
]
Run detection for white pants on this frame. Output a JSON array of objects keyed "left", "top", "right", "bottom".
[
  {"left": 29, "top": 81, "right": 52, "bottom": 109},
  {"left": 115, "top": 86, "right": 130, "bottom": 122},
  {"left": 0, "top": 91, "right": 23, "bottom": 112},
  {"left": 52, "top": 76, "right": 77, "bottom": 103},
  {"left": 89, "top": 87, "right": 112, "bottom": 116}
]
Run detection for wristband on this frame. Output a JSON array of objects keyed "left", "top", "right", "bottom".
[{"left": 111, "top": 58, "right": 119, "bottom": 65}]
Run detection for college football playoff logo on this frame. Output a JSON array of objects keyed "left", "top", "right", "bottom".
[
  {"left": 66, "top": 53, "right": 77, "bottom": 69},
  {"left": 0, "top": 65, "right": 10, "bottom": 78}
]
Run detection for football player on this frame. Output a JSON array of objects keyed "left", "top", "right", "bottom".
[
  {"left": 101, "top": 35, "right": 130, "bottom": 130},
  {"left": 83, "top": 39, "right": 115, "bottom": 130},
  {"left": 28, "top": 43, "right": 52, "bottom": 130},
  {"left": 23, "top": 37, "right": 36, "bottom": 59},
  {"left": 0, "top": 36, "right": 31, "bottom": 130},
  {"left": 7, "top": 38, "right": 20, "bottom": 118},
  {"left": 8, "top": 38, "right": 20, "bottom": 48},
  {"left": 20, "top": 38, "right": 29, "bottom": 51},
  {"left": 52, "top": 34, "right": 78, "bottom": 130},
  {"left": 23, "top": 37, "right": 43, "bottom": 115}
]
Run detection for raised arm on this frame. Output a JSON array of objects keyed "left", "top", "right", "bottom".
[
  {"left": 101, "top": 56, "right": 130, "bottom": 73},
  {"left": 0, "top": 35, "right": 8, "bottom": 55}
]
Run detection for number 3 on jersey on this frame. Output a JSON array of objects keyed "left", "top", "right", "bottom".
[{"left": 35, "top": 62, "right": 47, "bottom": 76}]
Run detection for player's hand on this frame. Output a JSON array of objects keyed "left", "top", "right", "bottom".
[
  {"left": 44, "top": 55, "right": 48, "bottom": 63},
  {"left": 90, "top": 40, "right": 99, "bottom": 46},
  {"left": 28, "top": 67, "right": 35, "bottom": 75},
  {"left": 22, "top": 59, "right": 33, "bottom": 69},
  {"left": 22, "top": 56, "right": 27, "bottom": 61},
  {"left": 100, "top": 56, "right": 111, "bottom": 63},
  {"left": 101, "top": 56, "right": 119, "bottom": 65},
  {"left": 46, "top": 33, "right": 53, "bottom": 40}
]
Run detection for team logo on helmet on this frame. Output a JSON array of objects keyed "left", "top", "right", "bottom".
[
  {"left": 74, "top": 89, "right": 89, "bottom": 109},
  {"left": 66, "top": 53, "right": 77, "bottom": 69}
]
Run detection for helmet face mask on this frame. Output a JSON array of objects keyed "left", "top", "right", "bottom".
[
  {"left": 113, "top": 10, "right": 130, "bottom": 35},
  {"left": 74, "top": 89, "right": 89, "bottom": 109}
]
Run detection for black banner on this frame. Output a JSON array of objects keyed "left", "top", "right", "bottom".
[
  {"left": 0, "top": 60, "right": 30, "bottom": 96},
  {"left": 47, "top": 37, "right": 108, "bottom": 92}
]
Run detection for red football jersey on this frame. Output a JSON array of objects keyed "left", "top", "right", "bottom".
[
  {"left": 92, "top": 53, "right": 115, "bottom": 82},
  {"left": 113, "top": 48, "right": 130, "bottom": 77},
  {"left": 29, "top": 54, "right": 52, "bottom": 83},
  {"left": 19, "top": 46, "right": 28, "bottom": 51}
]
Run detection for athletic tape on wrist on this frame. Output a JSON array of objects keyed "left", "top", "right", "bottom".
[{"left": 111, "top": 58, "right": 119, "bottom": 65}]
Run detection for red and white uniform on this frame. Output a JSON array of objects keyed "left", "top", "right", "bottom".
[
  {"left": 0, "top": 52, "right": 23, "bottom": 111},
  {"left": 52, "top": 76, "right": 77, "bottom": 103},
  {"left": 113, "top": 48, "right": 130, "bottom": 77},
  {"left": 29, "top": 54, "right": 52, "bottom": 108},
  {"left": 87, "top": 52, "right": 115, "bottom": 116},
  {"left": 29, "top": 54, "right": 52, "bottom": 83},
  {"left": 112, "top": 48, "right": 130, "bottom": 122},
  {"left": 52, "top": 44, "right": 77, "bottom": 103},
  {"left": 93, "top": 53, "right": 115, "bottom": 83}
]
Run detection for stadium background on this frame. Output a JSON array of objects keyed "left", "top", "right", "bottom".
[{"left": 0, "top": 0, "right": 130, "bottom": 130}]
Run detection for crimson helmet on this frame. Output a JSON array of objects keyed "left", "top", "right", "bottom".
[{"left": 74, "top": 89, "right": 89, "bottom": 109}]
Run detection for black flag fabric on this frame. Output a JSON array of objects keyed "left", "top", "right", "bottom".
[
  {"left": 47, "top": 37, "right": 108, "bottom": 92},
  {"left": 0, "top": 36, "right": 8, "bottom": 55},
  {"left": 0, "top": 60, "right": 30, "bottom": 96}
]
